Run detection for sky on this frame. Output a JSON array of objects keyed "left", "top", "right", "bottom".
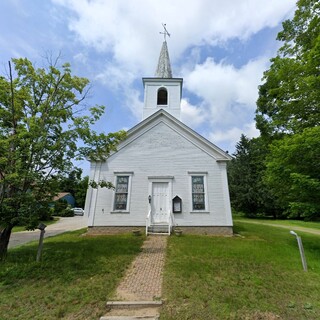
[{"left": 0, "top": 0, "right": 297, "bottom": 175}]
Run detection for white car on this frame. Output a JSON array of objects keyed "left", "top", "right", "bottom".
[{"left": 73, "top": 207, "right": 84, "bottom": 216}]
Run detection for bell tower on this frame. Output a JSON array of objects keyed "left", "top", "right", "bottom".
[{"left": 142, "top": 24, "right": 183, "bottom": 120}]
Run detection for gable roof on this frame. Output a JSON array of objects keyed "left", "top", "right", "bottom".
[
  {"left": 53, "top": 192, "right": 73, "bottom": 201},
  {"left": 109, "top": 109, "right": 232, "bottom": 162}
]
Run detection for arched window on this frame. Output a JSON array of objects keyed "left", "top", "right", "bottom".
[{"left": 157, "top": 88, "right": 168, "bottom": 105}]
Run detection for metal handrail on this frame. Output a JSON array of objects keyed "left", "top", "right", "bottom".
[
  {"left": 167, "top": 209, "right": 175, "bottom": 235},
  {"left": 146, "top": 209, "right": 151, "bottom": 235},
  {"left": 146, "top": 207, "right": 175, "bottom": 236}
]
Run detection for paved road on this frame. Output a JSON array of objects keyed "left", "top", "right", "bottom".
[{"left": 9, "top": 216, "right": 88, "bottom": 249}]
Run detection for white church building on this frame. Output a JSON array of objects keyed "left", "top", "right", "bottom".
[{"left": 84, "top": 39, "right": 233, "bottom": 236}]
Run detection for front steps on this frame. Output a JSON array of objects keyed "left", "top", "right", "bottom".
[
  {"left": 100, "top": 300, "right": 162, "bottom": 320},
  {"left": 147, "top": 223, "right": 171, "bottom": 235}
]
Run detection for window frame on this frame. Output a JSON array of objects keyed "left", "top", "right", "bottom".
[
  {"left": 189, "top": 172, "right": 209, "bottom": 213},
  {"left": 112, "top": 173, "right": 133, "bottom": 213}
]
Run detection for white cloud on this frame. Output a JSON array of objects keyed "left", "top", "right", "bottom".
[
  {"left": 95, "top": 63, "right": 136, "bottom": 90},
  {"left": 124, "top": 88, "right": 144, "bottom": 120},
  {"left": 95, "top": 63, "right": 143, "bottom": 120},
  {"left": 52, "top": 0, "right": 295, "bottom": 73},
  {"left": 50, "top": 0, "right": 295, "bottom": 148},
  {"left": 209, "top": 122, "right": 259, "bottom": 150},
  {"left": 181, "top": 98, "right": 207, "bottom": 128},
  {"left": 73, "top": 52, "right": 88, "bottom": 64},
  {"left": 183, "top": 56, "right": 269, "bottom": 126}
]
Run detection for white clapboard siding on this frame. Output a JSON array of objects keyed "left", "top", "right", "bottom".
[{"left": 85, "top": 111, "right": 232, "bottom": 228}]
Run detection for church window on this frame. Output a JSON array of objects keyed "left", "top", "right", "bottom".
[
  {"left": 157, "top": 88, "right": 168, "bottom": 105},
  {"left": 190, "top": 174, "right": 208, "bottom": 211},
  {"left": 114, "top": 176, "right": 130, "bottom": 211}
]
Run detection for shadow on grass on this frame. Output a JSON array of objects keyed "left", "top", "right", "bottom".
[
  {"left": 0, "top": 230, "right": 145, "bottom": 320},
  {"left": 1, "top": 230, "right": 144, "bottom": 286}
]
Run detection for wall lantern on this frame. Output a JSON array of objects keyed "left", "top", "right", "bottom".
[{"left": 172, "top": 195, "right": 182, "bottom": 213}]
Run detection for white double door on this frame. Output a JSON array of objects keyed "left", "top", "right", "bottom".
[{"left": 151, "top": 182, "right": 169, "bottom": 223}]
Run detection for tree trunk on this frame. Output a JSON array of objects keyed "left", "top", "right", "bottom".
[{"left": 0, "top": 225, "right": 13, "bottom": 261}]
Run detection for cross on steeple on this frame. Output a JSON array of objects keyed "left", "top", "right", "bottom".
[{"left": 160, "top": 23, "right": 170, "bottom": 41}]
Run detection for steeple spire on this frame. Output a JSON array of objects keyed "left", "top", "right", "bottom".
[{"left": 155, "top": 24, "right": 172, "bottom": 78}]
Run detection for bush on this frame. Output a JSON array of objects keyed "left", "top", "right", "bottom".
[
  {"left": 38, "top": 207, "right": 54, "bottom": 221},
  {"left": 53, "top": 200, "right": 74, "bottom": 217}
]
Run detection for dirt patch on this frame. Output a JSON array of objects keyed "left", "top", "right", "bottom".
[{"left": 238, "top": 311, "right": 282, "bottom": 320}]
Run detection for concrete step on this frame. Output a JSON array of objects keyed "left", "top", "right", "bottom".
[
  {"left": 147, "top": 225, "right": 170, "bottom": 234},
  {"left": 101, "top": 301, "right": 161, "bottom": 320},
  {"left": 107, "top": 301, "right": 162, "bottom": 309},
  {"left": 101, "top": 316, "right": 158, "bottom": 320}
]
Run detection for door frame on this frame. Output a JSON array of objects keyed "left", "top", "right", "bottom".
[{"left": 148, "top": 176, "right": 173, "bottom": 221}]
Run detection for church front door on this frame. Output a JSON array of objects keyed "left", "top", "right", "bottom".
[{"left": 151, "top": 182, "right": 169, "bottom": 223}]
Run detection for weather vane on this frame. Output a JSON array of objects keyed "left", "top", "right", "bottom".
[{"left": 160, "top": 23, "right": 170, "bottom": 41}]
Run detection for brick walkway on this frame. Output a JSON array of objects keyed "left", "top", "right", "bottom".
[{"left": 114, "top": 235, "right": 168, "bottom": 301}]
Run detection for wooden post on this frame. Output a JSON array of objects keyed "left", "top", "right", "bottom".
[{"left": 36, "top": 223, "right": 47, "bottom": 262}]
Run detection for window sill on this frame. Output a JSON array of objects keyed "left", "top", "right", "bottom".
[
  {"left": 190, "top": 211, "right": 210, "bottom": 214},
  {"left": 111, "top": 211, "right": 130, "bottom": 214}
]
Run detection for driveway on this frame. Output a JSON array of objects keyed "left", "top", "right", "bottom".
[{"left": 8, "top": 216, "right": 87, "bottom": 249}]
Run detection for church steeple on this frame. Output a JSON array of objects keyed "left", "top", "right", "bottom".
[
  {"left": 155, "top": 41, "right": 172, "bottom": 78},
  {"left": 142, "top": 24, "right": 183, "bottom": 120}
]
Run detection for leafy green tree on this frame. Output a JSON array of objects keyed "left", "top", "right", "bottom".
[
  {"left": 228, "top": 135, "right": 278, "bottom": 217},
  {"left": 58, "top": 168, "right": 82, "bottom": 196},
  {"left": 256, "top": 0, "right": 320, "bottom": 135},
  {"left": 265, "top": 127, "right": 320, "bottom": 220},
  {"left": 0, "top": 57, "right": 126, "bottom": 260},
  {"left": 58, "top": 168, "right": 88, "bottom": 207},
  {"left": 253, "top": 0, "right": 320, "bottom": 219},
  {"left": 75, "top": 175, "right": 89, "bottom": 208}
]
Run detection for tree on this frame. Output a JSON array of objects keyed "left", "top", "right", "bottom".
[
  {"left": 256, "top": 0, "right": 320, "bottom": 135},
  {"left": 264, "top": 127, "right": 320, "bottom": 220},
  {"left": 228, "top": 135, "right": 278, "bottom": 217},
  {"left": 57, "top": 168, "right": 88, "bottom": 207},
  {"left": 253, "top": 0, "right": 320, "bottom": 219},
  {"left": 75, "top": 176, "right": 89, "bottom": 208},
  {"left": 0, "top": 57, "right": 126, "bottom": 260}
]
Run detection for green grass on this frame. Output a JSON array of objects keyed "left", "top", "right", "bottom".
[
  {"left": 233, "top": 215, "right": 320, "bottom": 230},
  {"left": 161, "top": 221, "right": 320, "bottom": 320},
  {"left": 2, "top": 223, "right": 320, "bottom": 319},
  {"left": 0, "top": 230, "right": 144, "bottom": 320},
  {"left": 12, "top": 217, "right": 59, "bottom": 232}
]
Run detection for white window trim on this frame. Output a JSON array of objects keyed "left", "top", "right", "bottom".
[
  {"left": 111, "top": 173, "right": 133, "bottom": 213},
  {"left": 189, "top": 172, "right": 209, "bottom": 213}
]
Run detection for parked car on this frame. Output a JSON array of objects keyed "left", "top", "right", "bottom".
[{"left": 72, "top": 207, "right": 84, "bottom": 216}]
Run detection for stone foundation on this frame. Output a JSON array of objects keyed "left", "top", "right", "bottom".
[
  {"left": 87, "top": 226, "right": 145, "bottom": 235},
  {"left": 87, "top": 225, "right": 233, "bottom": 236},
  {"left": 176, "top": 226, "right": 233, "bottom": 236}
]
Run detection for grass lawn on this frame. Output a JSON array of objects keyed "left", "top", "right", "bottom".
[
  {"left": 0, "top": 230, "right": 144, "bottom": 320},
  {"left": 161, "top": 221, "right": 320, "bottom": 320},
  {"left": 233, "top": 215, "right": 320, "bottom": 231}
]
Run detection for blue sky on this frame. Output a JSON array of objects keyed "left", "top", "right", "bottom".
[{"left": 0, "top": 0, "right": 297, "bottom": 175}]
